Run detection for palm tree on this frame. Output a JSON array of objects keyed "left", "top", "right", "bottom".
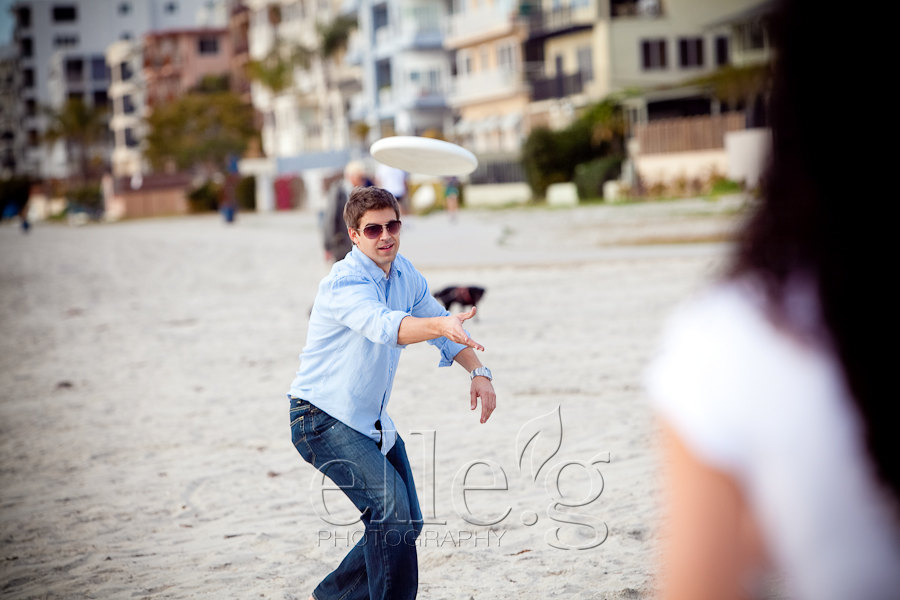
[{"left": 42, "top": 98, "right": 108, "bottom": 182}]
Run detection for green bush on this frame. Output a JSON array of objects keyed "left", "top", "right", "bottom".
[
  {"left": 187, "top": 181, "right": 222, "bottom": 213},
  {"left": 521, "top": 96, "right": 625, "bottom": 199},
  {"left": 709, "top": 176, "right": 743, "bottom": 196},
  {"left": 521, "top": 128, "right": 569, "bottom": 198},
  {"left": 574, "top": 155, "right": 623, "bottom": 200}
]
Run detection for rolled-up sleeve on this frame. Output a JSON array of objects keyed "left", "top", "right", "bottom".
[
  {"left": 409, "top": 273, "right": 467, "bottom": 366},
  {"left": 327, "top": 276, "right": 408, "bottom": 347}
]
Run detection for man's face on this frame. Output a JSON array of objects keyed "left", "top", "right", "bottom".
[{"left": 349, "top": 207, "right": 400, "bottom": 275}]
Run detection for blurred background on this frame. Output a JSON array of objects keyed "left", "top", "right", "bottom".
[{"left": 0, "top": 0, "right": 773, "bottom": 224}]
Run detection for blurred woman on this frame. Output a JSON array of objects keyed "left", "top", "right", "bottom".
[{"left": 645, "top": 1, "right": 900, "bottom": 598}]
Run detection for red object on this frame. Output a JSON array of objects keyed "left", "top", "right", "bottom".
[{"left": 274, "top": 176, "right": 293, "bottom": 210}]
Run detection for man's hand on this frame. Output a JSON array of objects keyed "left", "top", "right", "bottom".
[
  {"left": 441, "top": 307, "right": 484, "bottom": 351},
  {"left": 471, "top": 376, "right": 496, "bottom": 423}
]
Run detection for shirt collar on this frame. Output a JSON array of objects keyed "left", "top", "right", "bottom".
[{"left": 349, "top": 245, "right": 402, "bottom": 281}]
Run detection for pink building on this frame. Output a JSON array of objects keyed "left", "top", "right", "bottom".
[{"left": 143, "top": 28, "right": 233, "bottom": 107}]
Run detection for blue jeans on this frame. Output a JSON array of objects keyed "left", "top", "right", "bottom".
[{"left": 290, "top": 397, "right": 423, "bottom": 600}]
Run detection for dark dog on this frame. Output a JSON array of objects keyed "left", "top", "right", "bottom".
[{"left": 433, "top": 285, "right": 486, "bottom": 312}]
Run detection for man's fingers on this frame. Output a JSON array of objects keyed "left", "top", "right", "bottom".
[
  {"left": 467, "top": 337, "right": 485, "bottom": 351},
  {"left": 457, "top": 306, "right": 477, "bottom": 322},
  {"left": 480, "top": 394, "right": 496, "bottom": 423}
]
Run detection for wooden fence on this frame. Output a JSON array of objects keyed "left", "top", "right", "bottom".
[{"left": 635, "top": 112, "right": 746, "bottom": 154}]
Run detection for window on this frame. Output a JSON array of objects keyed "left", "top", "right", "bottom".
[
  {"left": 65, "top": 58, "right": 84, "bottom": 83},
  {"left": 26, "top": 99, "right": 37, "bottom": 117},
  {"left": 68, "top": 91, "right": 84, "bottom": 102},
  {"left": 373, "top": 5, "right": 388, "bottom": 32},
  {"left": 54, "top": 34, "right": 79, "bottom": 48},
  {"left": 459, "top": 52, "right": 473, "bottom": 75},
  {"left": 28, "top": 129, "right": 40, "bottom": 146},
  {"left": 122, "top": 94, "right": 136, "bottom": 115},
  {"left": 120, "top": 32, "right": 133, "bottom": 40},
  {"left": 577, "top": 45, "right": 593, "bottom": 82},
  {"left": 715, "top": 36, "right": 729, "bottom": 66},
  {"left": 16, "top": 6, "right": 31, "bottom": 28},
  {"left": 165, "top": 2, "right": 178, "bottom": 14},
  {"left": 93, "top": 90, "right": 109, "bottom": 107},
  {"left": 678, "top": 37, "right": 704, "bottom": 68},
  {"left": 426, "top": 69, "right": 440, "bottom": 93},
  {"left": 497, "top": 44, "right": 516, "bottom": 73},
  {"left": 20, "top": 37, "right": 33, "bottom": 58},
  {"left": 91, "top": 57, "right": 108, "bottom": 81},
  {"left": 641, "top": 38, "right": 667, "bottom": 70},
  {"left": 52, "top": 5, "right": 78, "bottom": 22},
  {"left": 23, "top": 68, "right": 35, "bottom": 88},
  {"left": 119, "top": 61, "right": 134, "bottom": 82},
  {"left": 125, "top": 127, "right": 139, "bottom": 148},
  {"left": 197, "top": 37, "right": 219, "bottom": 55},
  {"left": 118, "top": 2, "right": 131, "bottom": 15}
]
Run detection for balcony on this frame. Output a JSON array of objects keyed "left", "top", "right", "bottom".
[
  {"left": 526, "top": 5, "right": 595, "bottom": 40},
  {"left": 373, "top": 13, "right": 443, "bottom": 56},
  {"left": 445, "top": 0, "right": 519, "bottom": 48},
  {"left": 449, "top": 69, "right": 527, "bottom": 106},
  {"left": 530, "top": 72, "right": 584, "bottom": 101}
]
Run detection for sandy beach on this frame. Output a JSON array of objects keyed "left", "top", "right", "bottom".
[{"left": 1, "top": 195, "right": 746, "bottom": 599}]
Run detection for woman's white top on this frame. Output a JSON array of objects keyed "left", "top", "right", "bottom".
[{"left": 645, "top": 279, "right": 900, "bottom": 599}]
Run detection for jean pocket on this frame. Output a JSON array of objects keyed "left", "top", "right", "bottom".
[{"left": 289, "top": 397, "right": 321, "bottom": 424}]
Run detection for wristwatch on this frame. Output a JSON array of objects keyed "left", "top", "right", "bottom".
[{"left": 470, "top": 366, "right": 493, "bottom": 381}]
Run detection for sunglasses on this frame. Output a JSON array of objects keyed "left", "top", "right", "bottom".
[{"left": 359, "top": 220, "right": 402, "bottom": 239}]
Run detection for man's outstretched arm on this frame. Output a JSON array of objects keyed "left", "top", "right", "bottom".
[{"left": 397, "top": 306, "right": 484, "bottom": 350}]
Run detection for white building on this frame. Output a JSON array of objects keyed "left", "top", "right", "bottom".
[
  {"left": 240, "top": 0, "right": 364, "bottom": 212},
  {"left": 347, "top": 0, "right": 451, "bottom": 139},
  {"left": 10, "top": 0, "right": 227, "bottom": 178}
]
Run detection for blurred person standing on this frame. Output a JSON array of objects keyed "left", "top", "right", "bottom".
[
  {"left": 444, "top": 176, "right": 460, "bottom": 222},
  {"left": 322, "top": 160, "right": 371, "bottom": 263},
  {"left": 644, "top": 2, "right": 900, "bottom": 599},
  {"left": 375, "top": 162, "right": 408, "bottom": 214}
]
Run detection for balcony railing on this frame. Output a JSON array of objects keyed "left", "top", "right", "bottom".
[
  {"left": 527, "top": 5, "right": 595, "bottom": 38},
  {"left": 530, "top": 72, "right": 583, "bottom": 101},
  {"left": 445, "top": 0, "right": 518, "bottom": 47},
  {"left": 449, "top": 69, "right": 526, "bottom": 105}
]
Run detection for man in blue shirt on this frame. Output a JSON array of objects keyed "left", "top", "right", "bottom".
[{"left": 289, "top": 186, "right": 496, "bottom": 600}]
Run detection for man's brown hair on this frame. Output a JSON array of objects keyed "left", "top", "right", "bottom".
[{"left": 343, "top": 186, "right": 400, "bottom": 231}]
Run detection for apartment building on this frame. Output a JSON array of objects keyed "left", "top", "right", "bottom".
[
  {"left": 347, "top": 0, "right": 451, "bottom": 140},
  {"left": 444, "top": 0, "right": 530, "bottom": 183},
  {"left": 619, "top": 0, "right": 775, "bottom": 189},
  {"left": 9, "top": 0, "right": 227, "bottom": 178},
  {"left": 240, "top": 0, "right": 365, "bottom": 211},
  {"left": 143, "top": 27, "right": 232, "bottom": 106}
]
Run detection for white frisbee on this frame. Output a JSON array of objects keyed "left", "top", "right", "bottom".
[{"left": 370, "top": 136, "right": 478, "bottom": 177}]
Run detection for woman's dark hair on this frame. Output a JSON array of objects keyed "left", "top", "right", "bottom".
[
  {"left": 343, "top": 186, "right": 400, "bottom": 231},
  {"left": 730, "top": 0, "right": 895, "bottom": 500}
]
